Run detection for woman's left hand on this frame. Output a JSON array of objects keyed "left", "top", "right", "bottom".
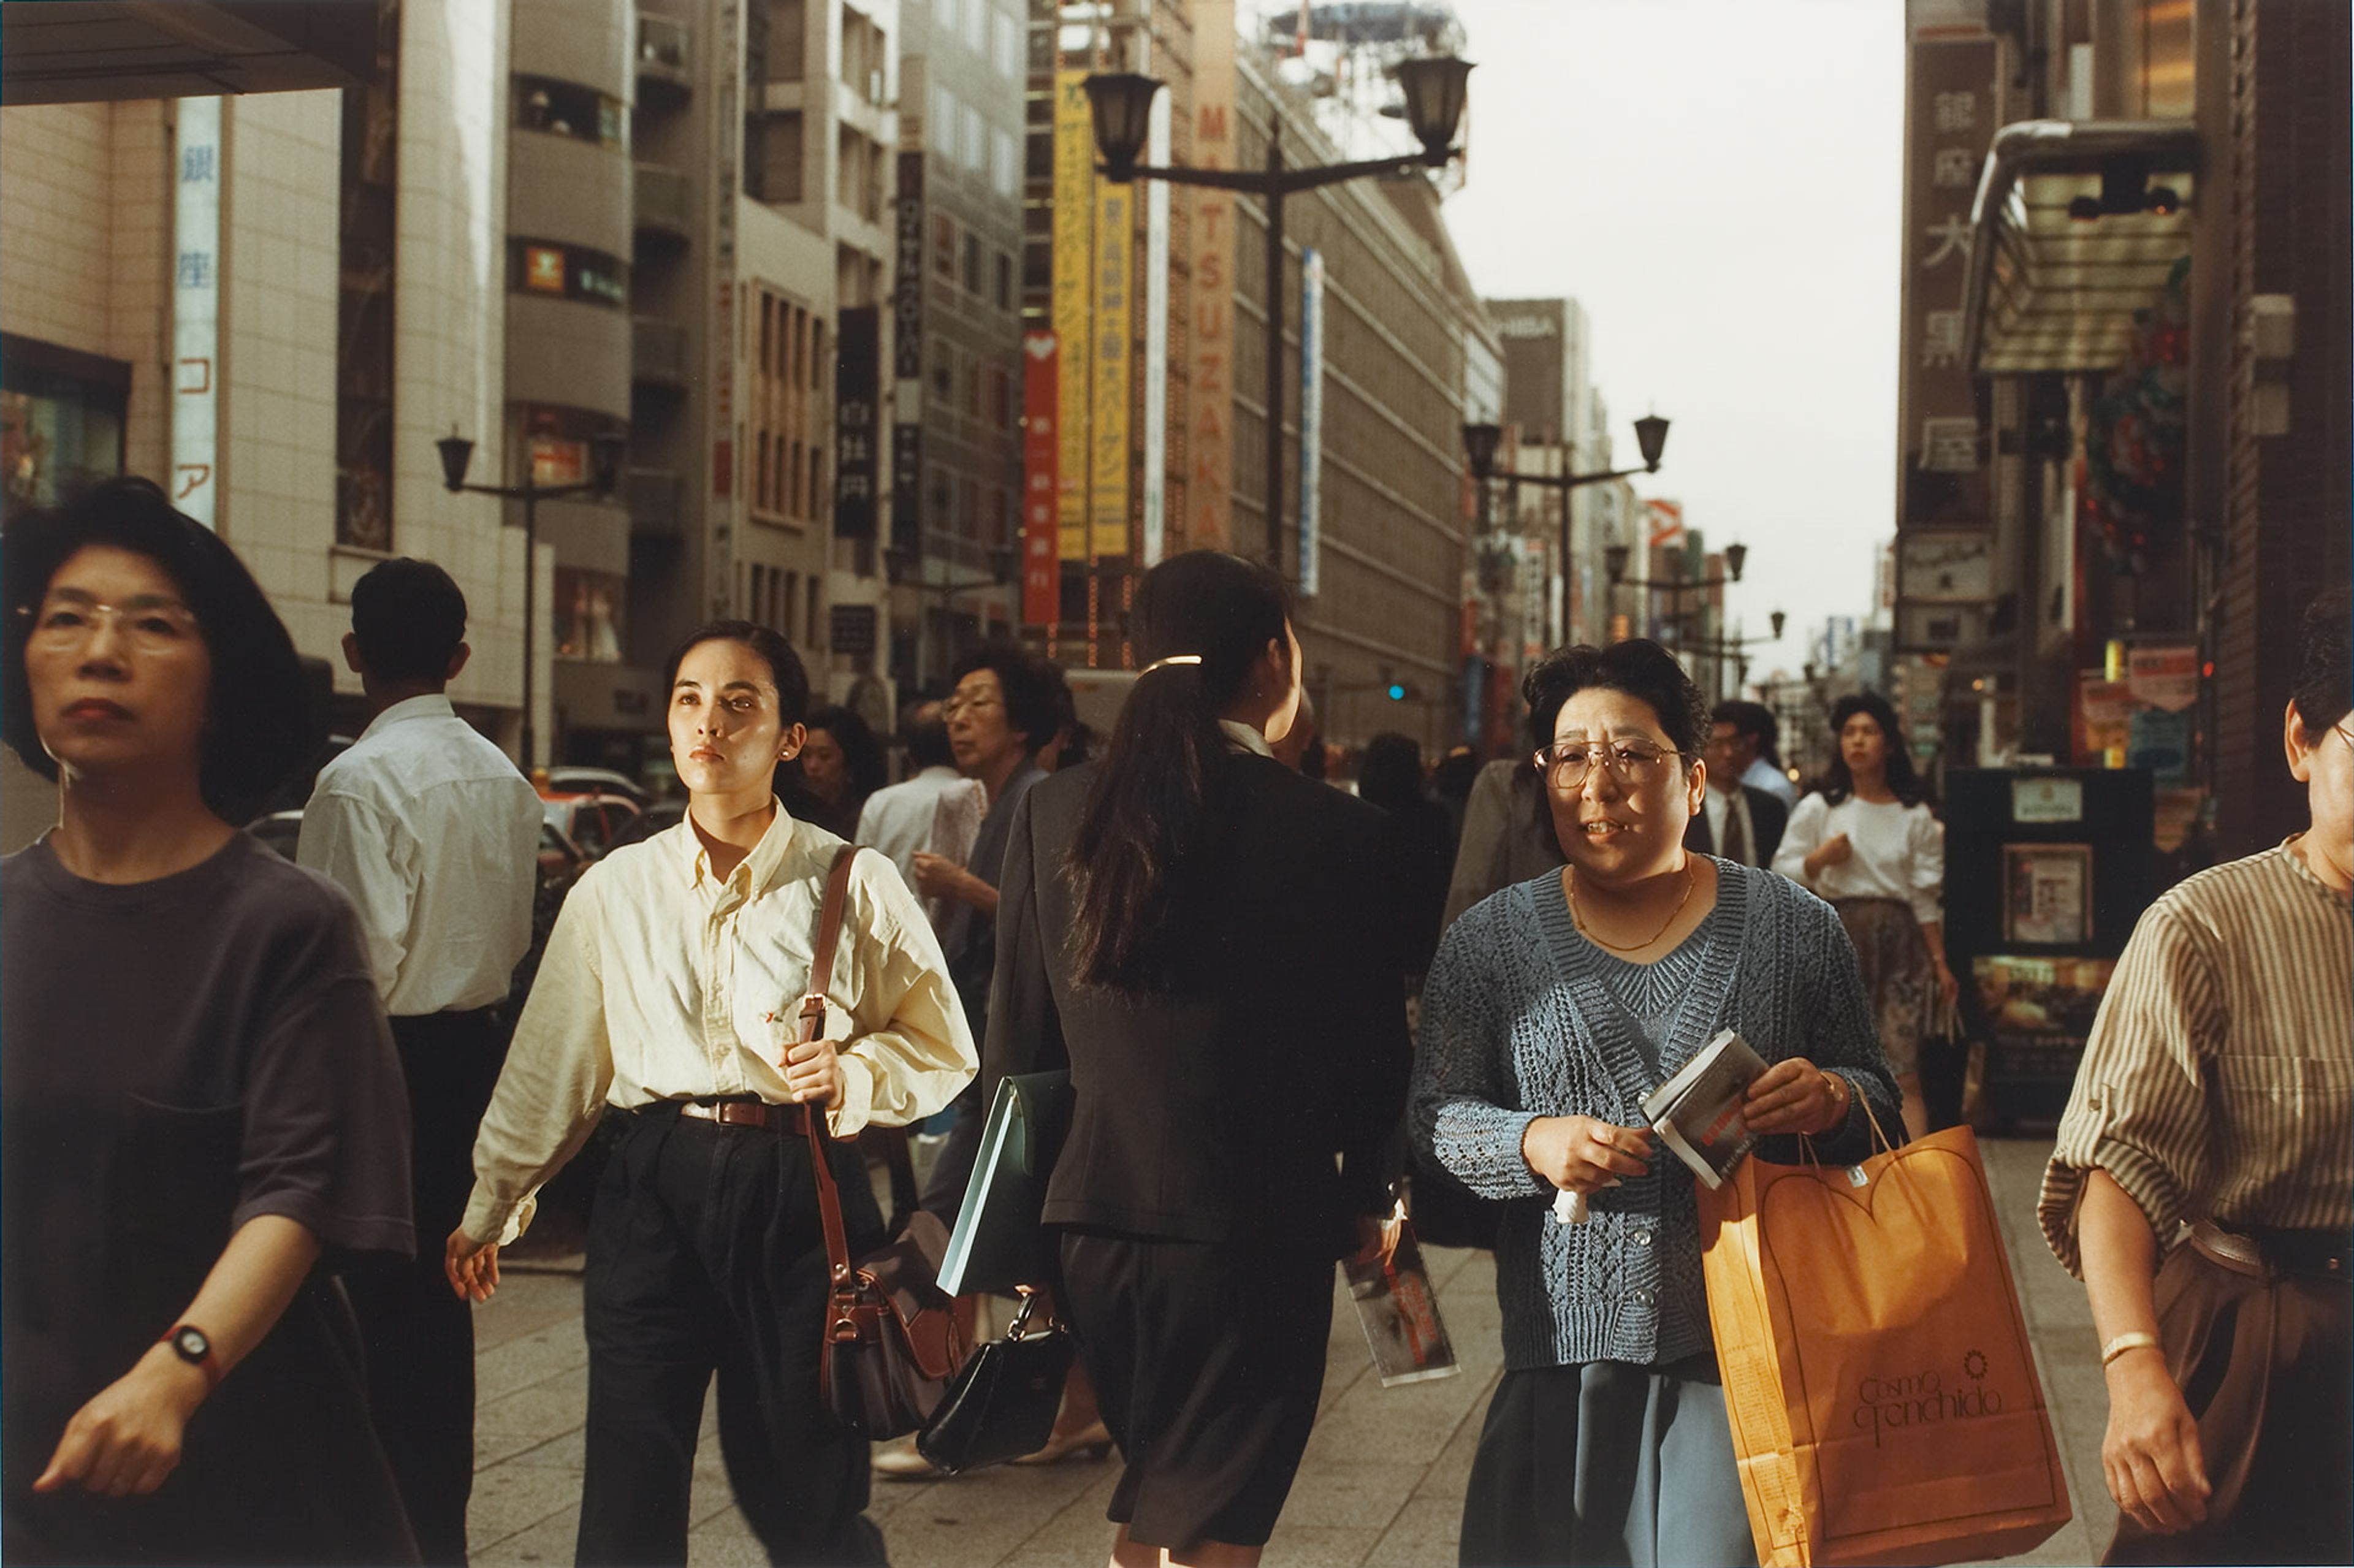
[
  {"left": 1932, "top": 956, "right": 1960, "bottom": 1008},
  {"left": 33, "top": 1346, "right": 207, "bottom": 1498},
  {"left": 1744, "top": 1058, "right": 1850, "bottom": 1136}
]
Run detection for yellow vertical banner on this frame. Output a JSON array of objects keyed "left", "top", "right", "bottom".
[
  {"left": 1091, "top": 180, "right": 1132, "bottom": 557},
  {"left": 1187, "top": 0, "right": 1237, "bottom": 550},
  {"left": 1053, "top": 70, "right": 1095, "bottom": 561}
]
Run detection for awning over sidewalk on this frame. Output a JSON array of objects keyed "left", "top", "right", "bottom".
[
  {"left": 1, "top": 2, "right": 375, "bottom": 107},
  {"left": 1960, "top": 120, "right": 2200, "bottom": 376}
]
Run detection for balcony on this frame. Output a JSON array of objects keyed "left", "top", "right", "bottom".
[
  {"left": 626, "top": 466, "right": 684, "bottom": 540},
  {"left": 634, "top": 161, "right": 690, "bottom": 245},
  {"left": 636, "top": 13, "right": 690, "bottom": 107},
  {"left": 631, "top": 316, "right": 688, "bottom": 390}
]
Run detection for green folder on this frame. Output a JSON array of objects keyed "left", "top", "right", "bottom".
[{"left": 935, "top": 1070, "right": 1073, "bottom": 1296}]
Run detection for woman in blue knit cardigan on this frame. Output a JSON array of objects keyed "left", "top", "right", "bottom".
[{"left": 1411, "top": 639, "right": 1902, "bottom": 1568}]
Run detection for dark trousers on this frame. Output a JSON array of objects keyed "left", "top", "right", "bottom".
[
  {"left": 345, "top": 1008, "right": 506, "bottom": 1567},
  {"left": 577, "top": 1105, "right": 888, "bottom": 1567}
]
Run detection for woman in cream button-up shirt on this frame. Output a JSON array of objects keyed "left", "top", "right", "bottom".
[{"left": 448, "top": 620, "right": 974, "bottom": 1567}]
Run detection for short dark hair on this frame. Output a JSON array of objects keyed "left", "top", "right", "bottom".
[
  {"left": 2293, "top": 587, "right": 2352, "bottom": 734},
  {"left": 902, "top": 701, "right": 954, "bottom": 770},
  {"left": 1358, "top": 732, "right": 1426, "bottom": 813},
  {"left": 1521, "top": 639, "right": 1711, "bottom": 759},
  {"left": 804, "top": 702, "right": 888, "bottom": 798},
  {"left": 350, "top": 557, "right": 467, "bottom": 685},
  {"left": 1822, "top": 690, "right": 1925, "bottom": 807},
  {"left": 950, "top": 640, "right": 1066, "bottom": 750},
  {"left": 2, "top": 476, "right": 316, "bottom": 821},
  {"left": 1713, "top": 698, "right": 1780, "bottom": 762},
  {"left": 660, "top": 619, "right": 810, "bottom": 727}
]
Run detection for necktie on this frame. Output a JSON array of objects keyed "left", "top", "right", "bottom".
[{"left": 1720, "top": 796, "right": 1748, "bottom": 866}]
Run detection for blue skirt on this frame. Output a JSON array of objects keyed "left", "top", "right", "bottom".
[{"left": 1460, "top": 1355, "right": 1755, "bottom": 1568}]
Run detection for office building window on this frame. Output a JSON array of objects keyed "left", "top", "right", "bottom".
[
  {"left": 512, "top": 239, "right": 629, "bottom": 307},
  {"left": 554, "top": 568, "right": 627, "bottom": 662},
  {"left": 515, "top": 76, "right": 627, "bottom": 150}
]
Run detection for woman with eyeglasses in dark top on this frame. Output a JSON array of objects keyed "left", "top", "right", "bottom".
[
  {"left": 1411, "top": 639, "right": 1900, "bottom": 1568},
  {"left": 1, "top": 479, "right": 416, "bottom": 1565}
]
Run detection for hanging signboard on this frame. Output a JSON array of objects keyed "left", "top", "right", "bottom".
[
  {"left": 172, "top": 97, "right": 222, "bottom": 528},
  {"left": 1020, "top": 331, "right": 1061, "bottom": 625}
]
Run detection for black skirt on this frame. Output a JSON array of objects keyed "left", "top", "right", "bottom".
[{"left": 1057, "top": 1229, "right": 1334, "bottom": 1550}]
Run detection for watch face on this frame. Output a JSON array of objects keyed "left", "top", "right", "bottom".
[{"left": 172, "top": 1325, "right": 211, "bottom": 1362}]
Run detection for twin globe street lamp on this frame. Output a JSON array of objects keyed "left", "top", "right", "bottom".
[
  {"left": 436, "top": 427, "right": 627, "bottom": 770},
  {"left": 1084, "top": 56, "right": 1474, "bottom": 582},
  {"left": 1461, "top": 413, "right": 1669, "bottom": 646}
]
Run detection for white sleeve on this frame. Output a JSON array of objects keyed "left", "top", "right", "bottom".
[
  {"left": 1908, "top": 808, "right": 1945, "bottom": 925},
  {"left": 295, "top": 791, "right": 413, "bottom": 1002},
  {"left": 1772, "top": 793, "right": 1828, "bottom": 887}
]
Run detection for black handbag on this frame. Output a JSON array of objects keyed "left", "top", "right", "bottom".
[
  {"left": 915, "top": 1292, "right": 1077, "bottom": 1475},
  {"left": 801, "top": 847, "right": 968, "bottom": 1438}
]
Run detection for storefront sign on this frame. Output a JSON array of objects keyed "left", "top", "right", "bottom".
[
  {"left": 2010, "top": 776, "right": 2084, "bottom": 823},
  {"left": 834, "top": 306, "right": 878, "bottom": 539},
  {"left": 1090, "top": 178, "right": 1132, "bottom": 558},
  {"left": 1895, "top": 31, "right": 1997, "bottom": 533},
  {"left": 1052, "top": 69, "right": 1093, "bottom": 561},
  {"left": 2125, "top": 644, "right": 2198, "bottom": 712},
  {"left": 893, "top": 152, "right": 924, "bottom": 384},
  {"left": 1187, "top": 0, "right": 1238, "bottom": 550},
  {"left": 1020, "top": 332, "right": 1060, "bottom": 625},
  {"left": 1140, "top": 87, "right": 1170, "bottom": 568},
  {"left": 172, "top": 96, "right": 221, "bottom": 528}
]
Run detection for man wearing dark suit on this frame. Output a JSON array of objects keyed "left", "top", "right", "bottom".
[{"left": 1692, "top": 707, "right": 1790, "bottom": 869}]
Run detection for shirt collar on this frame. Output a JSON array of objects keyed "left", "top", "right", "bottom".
[
  {"left": 2279, "top": 834, "right": 2353, "bottom": 908},
  {"left": 672, "top": 796, "right": 799, "bottom": 891},
  {"left": 1219, "top": 720, "right": 1275, "bottom": 759},
  {"left": 357, "top": 691, "right": 457, "bottom": 740}
]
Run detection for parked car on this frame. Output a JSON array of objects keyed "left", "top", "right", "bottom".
[
  {"left": 251, "top": 807, "right": 583, "bottom": 896},
  {"left": 539, "top": 790, "right": 641, "bottom": 861},
  {"left": 245, "top": 809, "right": 305, "bottom": 860},
  {"left": 545, "top": 766, "right": 649, "bottom": 808}
]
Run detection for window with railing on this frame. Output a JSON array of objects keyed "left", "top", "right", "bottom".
[{"left": 514, "top": 75, "right": 627, "bottom": 150}]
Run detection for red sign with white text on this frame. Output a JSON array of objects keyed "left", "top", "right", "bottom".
[{"left": 1021, "top": 332, "right": 1061, "bottom": 626}]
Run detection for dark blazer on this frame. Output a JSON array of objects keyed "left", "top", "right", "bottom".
[
  {"left": 984, "top": 750, "right": 1412, "bottom": 1257},
  {"left": 1684, "top": 783, "right": 1788, "bottom": 869}
]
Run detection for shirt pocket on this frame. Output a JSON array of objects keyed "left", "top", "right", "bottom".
[{"left": 110, "top": 1094, "right": 246, "bottom": 1267}]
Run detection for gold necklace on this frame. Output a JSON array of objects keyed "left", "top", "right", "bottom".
[{"left": 1570, "top": 859, "right": 1696, "bottom": 953}]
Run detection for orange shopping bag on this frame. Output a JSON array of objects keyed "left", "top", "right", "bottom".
[{"left": 1697, "top": 1122, "right": 2071, "bottom": 1567}]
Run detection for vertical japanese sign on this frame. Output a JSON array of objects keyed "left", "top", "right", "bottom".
[
  {"left": 1052, "top": 70, "right": 1094, "bottom": 561},
  {"left": 1297, "top": 248, "right": 1325, "bottom": 596},
  {"left": 1140, "top": 89, "right": 1171, "bottom": 568},
  {"left": 172, "top": 97, "right": 222, "bottom": 529},
  {"left": 710, "top": 0, "right": 741, "bottom": 620},
  {"left": 1021, "top": 332, "right": 1061, "bottom": 625},
  {"left": 891, "top": 151, "right": 926, "bottom": 557},
  {"left": 1188, "top": 0, "right": 1238, "bottom": 551},
  {"left": 1896, "top": 31, "right": 1997, "bottom": 532},
  {"left": 1090, "top": 180, "right": 1132, "bottom": 558},
  {"left": 834, "top": 306, "right": 879, "bottom": 539}
]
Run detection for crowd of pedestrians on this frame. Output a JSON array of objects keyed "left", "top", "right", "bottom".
[{"left": 0, "top": 475, "right": 2345, "bottom": 1568}]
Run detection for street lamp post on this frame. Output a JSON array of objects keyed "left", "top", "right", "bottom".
[
  {"left": 1462, "top": 414, "right": 1669, "bottom": 643},
  {"left": 436, "top": 427, "right": 626, "bottom": 771},
  {"left": 1604, "top": 538, "right": 1747, "bottom": 685},
  {"left": 1678, "top": 608, "right": 1786, "bottom": 699},
  {"left": 882, "top": 542, "right": 1018, "bottom": 684},
  {"left": 1085, "top": 58, "right": 1472, "bottom": 580}
]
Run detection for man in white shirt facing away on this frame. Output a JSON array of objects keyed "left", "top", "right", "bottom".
[
  {"left": 299, "top": 558, "right": 543, "bottom": 1566},
  {"left": 853, "top": 699, "right": 982, "bottom": 931},
  {"left": 1716, "top": 698, "right": 1799, "bottom": 807},
  {"left": 1691, "top": 702, "right": 1792, "bottom": 870}
]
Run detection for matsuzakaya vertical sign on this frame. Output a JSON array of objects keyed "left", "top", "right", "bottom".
[{"left": 1895, "top": 32, "right": 1997, "bottom": 531}]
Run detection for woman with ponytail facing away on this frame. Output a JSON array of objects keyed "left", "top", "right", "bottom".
[{"left": 985, "top": 551, "right": 1413, "bottom": 1567}]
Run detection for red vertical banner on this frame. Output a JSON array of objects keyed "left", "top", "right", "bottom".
[{"left": 1021, "top": 331, "right": 1061, "bottom": 626}]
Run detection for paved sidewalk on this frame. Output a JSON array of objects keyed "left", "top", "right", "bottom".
[{"left": 465, "top": 1135, "right": 2116, "bottom": 1566}]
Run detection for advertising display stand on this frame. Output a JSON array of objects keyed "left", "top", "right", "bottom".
[{"left": 1941, "top": 768, "right": 2154, "bottom": 1129}]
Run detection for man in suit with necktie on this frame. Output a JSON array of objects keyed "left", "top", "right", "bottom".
[{"left": 1689, "top": 704, "right": 1790, "bottom": 869}]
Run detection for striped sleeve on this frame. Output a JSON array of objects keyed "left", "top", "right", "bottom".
[{"left": 2038, "top": 900, "right": 2222, "bottom": 1276}]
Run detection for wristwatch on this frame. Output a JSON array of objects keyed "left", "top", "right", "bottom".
[{"left": 161, "top": 1323, "right": 222, "bottom": 1390}]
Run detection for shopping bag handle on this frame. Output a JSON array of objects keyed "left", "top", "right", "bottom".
[{"left": 1791, "top": 1079, "right": 1899, "bottom": 1176}]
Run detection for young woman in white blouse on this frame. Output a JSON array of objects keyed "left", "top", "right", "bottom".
[{"left": 1772, "top": 691, "right": 1956, "bottom": 1137}]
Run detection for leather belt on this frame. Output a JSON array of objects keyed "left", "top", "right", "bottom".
[
  {"left": 2189, "top": 1220, "right": 2351, "bottom": 1283},
  {"left": 676, "top": 1098, "right": 790, "bottom": 1130}
]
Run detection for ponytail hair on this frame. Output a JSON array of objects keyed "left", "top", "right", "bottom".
[{"left": 1063, "top": 550, "right": 1292, "bottom": 994}]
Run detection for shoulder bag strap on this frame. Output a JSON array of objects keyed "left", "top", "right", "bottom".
[{"left": 798, "top": 845, "right": 862, "bottom": 1297}]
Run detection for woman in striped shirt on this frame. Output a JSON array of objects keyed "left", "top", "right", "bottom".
[{"left": 2038, "top": 587, "right": 2352, "bottom": 1566}]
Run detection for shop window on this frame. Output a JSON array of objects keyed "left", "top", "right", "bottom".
[
  {"left": 962, "top": 232, "right": 984, "bottom": 295},
  {"left": 1, "top": 340, "right": 128, "bottom": 517},
  {"left": 933, "top": 213, "right": 958, "bottom": 281},
  {"left": 514, "top": 75, "right": 627, "bottom": 151},
  {"left": 555, "top": 567, "right": 627, "bottom": 663},
  {"left": 521, "top": 405, "right": 623, "bottom": 488}
]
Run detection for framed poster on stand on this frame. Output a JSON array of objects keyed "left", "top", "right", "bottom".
[{"left": 2003, "top": 844, "right": 2093, "bottom": 945}]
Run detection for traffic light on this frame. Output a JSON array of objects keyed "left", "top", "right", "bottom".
[{"left": 1387, "top": 680, "right": 1407, "bottom": 702}]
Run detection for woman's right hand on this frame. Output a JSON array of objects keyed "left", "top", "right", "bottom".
[
  {"left": 2101, "top": 1350, "right": 2209, "bottom": 1535},
  {"left": 1806, "top": 832, "right": 1853, "bottom": 878},
  {"left": 1522, "top": 1115, "right": 1651, "bottom": 1196}
]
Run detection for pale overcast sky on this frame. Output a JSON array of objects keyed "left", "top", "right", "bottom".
[{"left": 1255, "top": 0, "right": 1910, "bottom": 683}]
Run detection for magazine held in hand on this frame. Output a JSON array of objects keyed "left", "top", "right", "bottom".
[
  {"left": 1642, "top": 1028, "right": 1770, "bottom": 1189},
  {"left": 1344, "top": 1208, "right": 1461, "bottom": 1388}
]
